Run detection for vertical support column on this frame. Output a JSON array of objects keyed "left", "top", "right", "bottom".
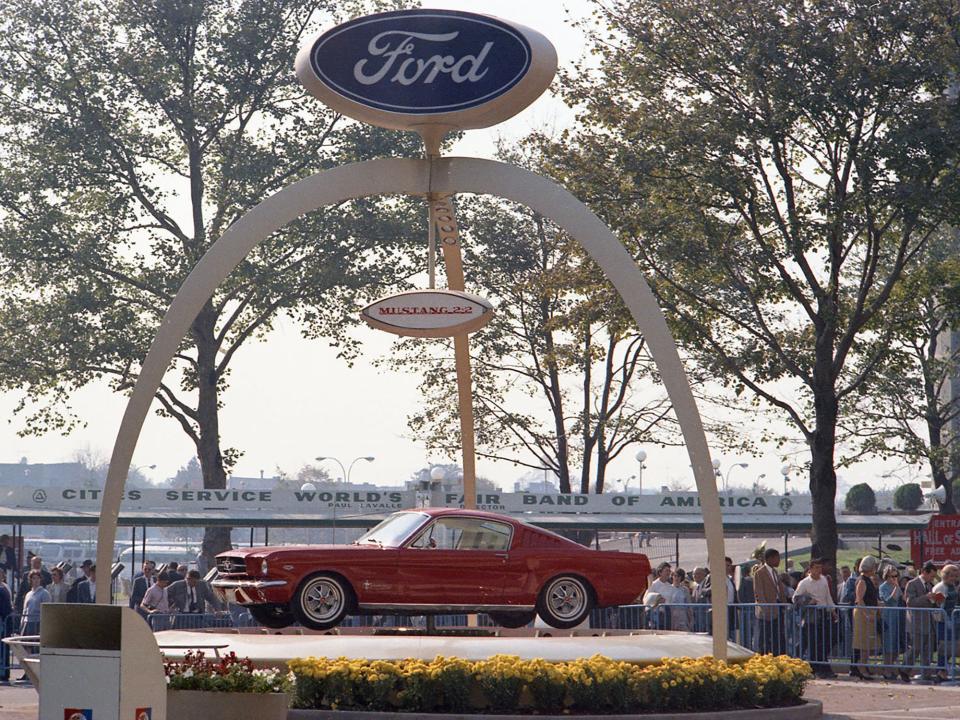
[
  {"left": 429, "top": 194, "right": 477, "bottom": 509},
  {"left": 131, "top": 526, "right": 137, "bottom": 586}
]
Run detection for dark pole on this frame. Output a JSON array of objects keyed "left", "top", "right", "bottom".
[
  {"left": 249, "top": 527, "right": 254, "bottom": 547},
  {"left": 131, "top": 525, "right": 137, "bottom": 585},
  {"left": 675, "top": 532, "right": 680, "bottom": 566}
]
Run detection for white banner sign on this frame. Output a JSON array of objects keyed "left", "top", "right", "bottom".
[
  {"left": 436, "top": 491, "right": 809, "bottom": 515},
  {"left": 2, "top": 485, "right": 810, "bottom": 517}
]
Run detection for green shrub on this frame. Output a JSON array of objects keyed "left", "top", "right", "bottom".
[
  {"left": 845, "top": 483, "right": 877, "bottom": 513},
  {"left": 893, "top": 483, "right": 923, "bottom": 511}
]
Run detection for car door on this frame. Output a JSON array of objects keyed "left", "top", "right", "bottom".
[{"left": 397, "top": 516, "right": 513, "bottom": 607}]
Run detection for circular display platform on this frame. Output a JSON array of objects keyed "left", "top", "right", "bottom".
[{"left": 155, "top": 629, "right": 753, "bottom": 667}]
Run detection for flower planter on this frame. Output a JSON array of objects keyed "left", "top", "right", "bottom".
[{"left": 167, "top": 689, "right": 289, "bottom": 720}]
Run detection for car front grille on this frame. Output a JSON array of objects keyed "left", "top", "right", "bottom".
[{"left": 216, "top": 556, "right": 249, "bottom": 575}]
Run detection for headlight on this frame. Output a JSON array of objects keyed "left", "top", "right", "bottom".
[{"left": 260, "top": 559, "right": 269, "bottom": 576}]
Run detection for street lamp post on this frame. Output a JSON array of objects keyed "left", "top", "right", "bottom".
[
  {"left": 753, "top": 472, "right": 766, "bottom": 493},
  {"left": 723, "top": 462, "right": 749, "bottom": 493},
  {"left": 780, "top": 464, "right": 791, "bottom": 496},
  {"left": 315, "top": 455, "right": 375, "bottom": 483},
  {"left": 635, "top": 449, "right": 647, "bottom": 494},
  {"left": 300, "top": 481, "right": 317, "bottom": 543}
]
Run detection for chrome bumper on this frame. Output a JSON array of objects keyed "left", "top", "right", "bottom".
[{"left": 211, "top": 578, "right": 288, "bottom": 604}]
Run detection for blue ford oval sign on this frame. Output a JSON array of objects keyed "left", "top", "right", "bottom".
[{"left": 296, "top": 10, "right": 557, "bottom": 140}]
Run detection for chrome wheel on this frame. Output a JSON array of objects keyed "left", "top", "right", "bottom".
[
  {"left": 537, "top": 575, "right": 593, "bottom": 628},
  {"left": 292, "top": 573, "right": 351, "bottom": 630},
  {"left": 302, "top": 577, "right": 343, "bottom": 622}
]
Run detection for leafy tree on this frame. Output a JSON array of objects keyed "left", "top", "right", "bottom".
[
  {"left": 0, "top": 0, "right": 420, "bottom": 560},
  {"left": 893, "top": 483, "right": 923, "bottom": 512},
  {"left": 845, "top": 484, "right": 877, "bottom": 514},
  {"left": 550, "top": 0, "right": 960, "bottom": 568},
  {"left": 171, "top": 457, "right": 203, "bottom": 489},
  {"left": 840, "top": 230, "right": 960, "bottom": 513},
  {"left": 294, "top": 464, "right": 333, "bottom": 485}
]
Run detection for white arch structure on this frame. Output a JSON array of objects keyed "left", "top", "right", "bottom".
[{"left": 95, "top": 156, "right": 730, "bottom": 657}]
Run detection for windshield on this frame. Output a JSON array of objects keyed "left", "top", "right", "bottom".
[{"left": 355, "top": 512, "right": 429, "bottom": 547}]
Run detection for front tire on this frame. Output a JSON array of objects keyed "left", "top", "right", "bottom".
[
  {"left": 291, "top": 573, "right": 352, "bottom": 630},
  {"left": 248, "top": 603, "right": 295, "bottom": 629},
  {"left": 487, "top": 610, "right": 537, "bottom": 629},
  {"left": 536, "top": 575, "right": 594, "bottom": 629}
]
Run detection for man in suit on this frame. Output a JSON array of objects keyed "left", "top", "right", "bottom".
[
  {"left": 129, "top": 560, "right": 157, "bottom": 616},
  {"left": 72, "top": 565, "right": 96, "bottom": 603},
  {"left": 166, "top": 562, "right": 185, "bottom": 584},
  {"left": 753, "top": 548, "right": 787, "bottom": 654},
  {"left": 903, "top": 561, "right": 939, "bottom": 681},
  {"left": 168, "top": 569, "right": 225, "bottom": 628},
  {"left": 0, "top": 568, "right": 13, "bottom": 681}
]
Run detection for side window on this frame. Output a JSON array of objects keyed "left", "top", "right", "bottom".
[{"left": 409, "top": 518, "right": 512, "bottom": 551}]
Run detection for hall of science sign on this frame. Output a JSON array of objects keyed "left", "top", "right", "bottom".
[{"left": 5, "top": 485, "right": 810, "bottom": 516}]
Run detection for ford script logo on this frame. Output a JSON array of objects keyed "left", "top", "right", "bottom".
[
  {"left": 307, "top": 10, "right": 530, "bottom": 113},
  {"left": 296, "top": 10, "right": 556, "bottom": 133}
]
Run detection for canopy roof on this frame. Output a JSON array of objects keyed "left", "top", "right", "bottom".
[{"left": 0, "top": 505, "right": 930, "bottom": 534}]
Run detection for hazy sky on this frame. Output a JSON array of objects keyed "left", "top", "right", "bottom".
[{"left": 0, "top": 1, "right": 916, "bottom": 495}]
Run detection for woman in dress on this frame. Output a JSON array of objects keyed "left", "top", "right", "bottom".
[
  {"left": 878, "top": 565, "right": 903, "bottom": 679},
  {"left": 851, "top": 555, "right": 880, "bottom": 679},
  {"left": 669, "top": 568, "right": 693, "bottom": 631}
]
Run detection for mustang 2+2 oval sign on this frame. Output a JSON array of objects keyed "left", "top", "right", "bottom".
[
  {"left": 295, "top": 9, "right": 557, "bottom": 135},
  {"left": 360, "top": 289, "right": 494, "bottom": 338}
]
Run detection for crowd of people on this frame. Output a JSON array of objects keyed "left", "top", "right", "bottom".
[
  {"left": 641, "top": 551, "right": 960, "bottom": 681},
  {"left": 129, "top": 559, "right": 226, "bottom": 630},
  {"left": 0, "top": 552, "right": 225, "bottom": 639}
]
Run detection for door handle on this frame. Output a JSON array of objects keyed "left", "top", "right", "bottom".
[{"left": 495, "top": 552, "right": 509, "bottom": 559}]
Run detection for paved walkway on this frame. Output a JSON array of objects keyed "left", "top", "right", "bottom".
[
  {"left": 808, "top": 678, "right": 960, "bottom": 719},
  {"left": 1, "top": 676, "right": 958, "bottom": 719}
]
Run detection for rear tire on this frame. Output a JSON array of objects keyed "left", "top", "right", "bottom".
[
  {"left": 536, "top": 575, "right": 594, "bottom": 629},
  {"left": 487, "top": 610, "right": 537, "bottom": 629},
  {"left": 248, "top": 603, "right": 295, "bottom": 629},
  {"left": 291, "top": 573, "right": 352, "bottom": 630}
]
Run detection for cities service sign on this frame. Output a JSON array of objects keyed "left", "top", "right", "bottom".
[
  {"left": 4, "top": 485, "right": 810, "bottom": 517},
  {"left": 295, "top": 9, "right": 557, "bottom": 134}
]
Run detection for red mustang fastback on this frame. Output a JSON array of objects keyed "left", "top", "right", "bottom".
[{"left": 212, "top": 508, "right": 650, "bottom": 630}]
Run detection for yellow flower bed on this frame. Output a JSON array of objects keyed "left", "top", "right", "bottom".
[{"left": 288, "top": 654, "right": 811, "bottom": 714}]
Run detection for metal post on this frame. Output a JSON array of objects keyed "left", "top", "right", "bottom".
[
  {"left": 131, "top": 526, "right": 137, "bottom": 585},
  {"left": 878, "top": 531, "right": 883, "bottom": 561},
  {"left": 141, "top": 526, "right": 146, "bottom": 564},
  {"left": 249, "top": 528, "right": 254, "bottom": 547},
  {"left": 784, "top": 531, "right": 788, "bottom": 563},
  {"left": 264, "top": 526, "right": 269, "bottom": 546},
  {"left": 675, "top": 532, "right": 680, "bottom": 566}
]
